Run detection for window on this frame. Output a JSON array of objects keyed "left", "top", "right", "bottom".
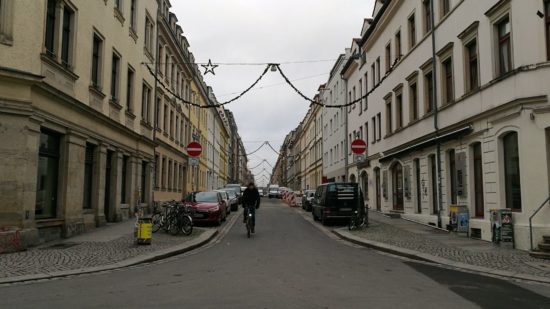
[
  {"left": 115, "top": 0, "right": 121, "bottom": 11},
  {"left": 91, "top": 34, "right": 103, "bottom": 88},
  {"left": 385, "top": 97, "right": 392, "bottom": 135},
  {"left": 141, "top": 82, "right": 151, "bottom": 122},
  {"left": 423, "top": 0, "right": 432, "bottom": 34},
  {"left": 465, "top": 39, "right": 479, "bottom": 91},
  {"left": 161, "top": 157, "right": 166, "bottom": 189},
  {"left": 61, "top": 6, "right": 74, "bottom": 68},
  {"left": 376, "top": 57, "right": 381, "bottom": 82},
  {"left": 377, "top": 113, "right": 382, "bottom": 141},
  {"left": 371, "top": 63, "right": 376, "bottom": 88},
  {"left": 424, "top": 71, "right": 434, "bottom": 113},
  {"left": 496, "top": 17, "right": 512, "bottom": 75},
  {"left": 121, "top": 155, "right": 129, "bottom": 204},
  {"left": 36, "top": 130, "right": 60, "bottom": 219},
  {"left": 45, "top": 0, "right": 57, "bottom": 56},
  {"left": 364, "top": 73, "right": 368, "bottom": 110},
  {"left": 144, "top": 15, "right": 154, "bottom": 54},
  {"left": 358, "top": 79, "right": 363, "bottom": 112},
  {"left": 414, "top": 158, "right": 422, "bottom": 213},
  {"left": 371, "top": 117, "right": 376, "bottom": 144},
  {"left": 83, "top": 143, "right": 95, "bottom": 209},
  {"left": 163, "top": 104, "right": 168, "bottom": 131},
  {"left": 442, "top": 58, "right": 454, "bottom": 104},
  {"left": 365, "top": 122, "right": 369, "bottom": 146},
  {"left": 126, "top": 66, "right": 134, "bottom": 111},
  {"left": 409, "top": 82, "right": 419, "bottom": 121},
  {"left": 141, "top": 161, "right": 147, "bottom": 203},
  {"left": 546, "top": 1, "right": 550, "bottom": 60},
  {"left": 472, "top": 142, "right": 484, "bottom": 217},
  {"left": 0, "top": 0, "right": 14, "bottom": 45},
  {"left": 396, "top": 93, "right": 403, "bottom": 129},
  {"left": 168, "top": 160, "right": 173, "bottom": 190},
  {"left": 430, "top": 154, "right": 438, "bottom": 214},
  {"left": 111, "top": 53, "right": 121, "bottom": 101},
  {"left": 441, "top": 0, "right": 450, "bottom": 18},
  {"left": 503, "top": 132, "right": 521, "bottom": 211},
  {"left": 155, "top": 97, "right": 161, "bottom": 129},
  {"left": 385, "top": 43, "right": 392, "bottom": 72},
  {"left": 130, "top": 0, "right": 137, "bottom": 30},
  {"left": 170, "top": 110, "right": 174, "bottom": 137},
  {"left": 395, "top": 31, "right": 402, "bottom": 61},
  {"left": 408, "top": 13, "right": 416, "bottom": 48},
  {"left": 154, "top": 154, "right": 160, "bottom": 189},
  {"left": 448, "top": 149, "right": 457, "bottom": 205}
]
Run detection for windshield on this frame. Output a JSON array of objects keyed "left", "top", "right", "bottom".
[{"left": 193, "top": 192, "right": 219, "bottom": 203}]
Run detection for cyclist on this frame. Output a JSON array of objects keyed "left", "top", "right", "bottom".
[{"left": 242, "top": 182, "right": 260, "bottom": 233}]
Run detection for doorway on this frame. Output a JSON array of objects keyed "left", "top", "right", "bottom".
[
  {"left": 375, "top": 168, "right": 381, "bottom": 211},
  {"left": 391, "top": 163, "right": 404, "bottom": 211},
  {"left": 104, "top": 150, "right": 113, "bottom": 222}
]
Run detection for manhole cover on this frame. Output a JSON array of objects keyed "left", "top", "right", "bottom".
[{"left": 40, "top": 242, "right": 80, "bottom": 250}]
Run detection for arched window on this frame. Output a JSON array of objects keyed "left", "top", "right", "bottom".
[{"left": 502, "top": 132, "right": 521, "bottom": 211}]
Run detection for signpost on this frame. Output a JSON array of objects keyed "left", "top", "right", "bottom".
[
  {"left": 186, "top": 142, "right": 202, "bottom": 157},
  {"left": 188, "top": 157, "right": 199, "bottom": 166}
]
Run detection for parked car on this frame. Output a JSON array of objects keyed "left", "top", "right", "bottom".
[
  {"left": 311, "top": 183, "right": 364, "bottom": 225},
  {"left": 215, "top": 190, "right": 232, "bottom": 216},
  {"left": 225, "top": 184, "right": 242, "bottom": 204},
  {"left": 268, "top": 187, "right": 280, "bottom": 198},
  {"left": 301, "top": 190, "right": 316, "bottom": 211},
  {"left": 258, "top": 188, "right": 265, "bottom": 197},
  {"left": 185, "top": 191, "right": 227, "bottom": 226},
  {"left": 220, "top": 188, "right": 239, "bottom": 211}
]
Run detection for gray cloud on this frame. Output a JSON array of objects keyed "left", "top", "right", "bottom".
[{"left": 171, "top": 0, "right": 375, "bottom": 185}]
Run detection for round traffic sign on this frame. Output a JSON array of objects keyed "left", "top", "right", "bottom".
[
  {"left": 186, "top": 142, "right": 203, "bottom": 157},
  {"left": 351, "top": 139, "right": 367, "bottom": 154}
]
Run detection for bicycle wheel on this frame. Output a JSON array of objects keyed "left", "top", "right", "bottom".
[
  {"left": 181, "top": 216, "right": 193, "bottom": 236},
  {"left": 246, "top": 219, "right": 251, "bottom": 238},
  {"left": 169, "top": 217, "right": 180, "bottom": 235},
  {"left": 152, "top": 214, "right": 163, "bottom": 233},
  {"left": 348, "top": 216, "right": 357, "bottom": 231}
]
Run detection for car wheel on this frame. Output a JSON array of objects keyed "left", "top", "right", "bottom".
[
  {"left": 216, "top": 215, "right": 222, "bottom": 226},
  {"left": 313, "top": 211, "right": 319, "bottom": 221}
]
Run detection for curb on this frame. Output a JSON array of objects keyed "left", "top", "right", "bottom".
[
  {"left": 333, "top": 229, "right": 550, "bottom": 285},
  {"left": 0, "top": 229, "right": 219, "bottom": 285}
]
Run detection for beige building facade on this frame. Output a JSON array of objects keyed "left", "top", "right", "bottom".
[{"left": 0, "top": 0, "right": 158, "bottom": 245}]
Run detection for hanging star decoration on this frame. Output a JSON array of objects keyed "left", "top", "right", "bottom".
[{"left": 201, "top": 59, "right": 218, "bottom": 75}]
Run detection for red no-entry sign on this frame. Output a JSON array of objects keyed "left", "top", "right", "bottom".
[
  {"left": 186, "top": 142, "right": 203, "bottom": 157},
  {"left": 351, "top": 139, "right": 367, "bottom": 154}
]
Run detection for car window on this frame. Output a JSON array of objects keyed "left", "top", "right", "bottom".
[{"left": 194, "top": 192, "right": 219, "bottom": 203}]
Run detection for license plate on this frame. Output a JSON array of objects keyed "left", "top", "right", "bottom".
[
  {"left": 340, "top": 208, "right": 352, "bottom": 211},
  {"left": 194, "top": 213, "right": 205, "bottom": 218}
]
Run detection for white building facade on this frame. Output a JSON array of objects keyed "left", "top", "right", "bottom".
[
  {"left": 322, "top": 51, "right": 350, "bottom": 183},
  {"left": 344, "top": 0, "right": 550, "bottom": 251}
]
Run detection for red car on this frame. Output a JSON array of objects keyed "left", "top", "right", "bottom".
[{"left": 185, "top": 191, "right": 227, "bottom": 226}]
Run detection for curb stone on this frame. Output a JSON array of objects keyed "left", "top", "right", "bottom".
[
  {"left": 0, "top": 229, "right": 219, "bottom": 285},
  {"left": 333, "top": 228, "right": 550, "bottom": 285}
]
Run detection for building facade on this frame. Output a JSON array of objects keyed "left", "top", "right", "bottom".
[
  {"left": 343, "top": 0, "right": 550, "bottom": 250},
  {"left": 0, "top": 0, "right": 159, "bottom": 244}
]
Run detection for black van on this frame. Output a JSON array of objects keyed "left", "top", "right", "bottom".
[{"left": 311, "top": 183, "right": 364, "bottom": 225}]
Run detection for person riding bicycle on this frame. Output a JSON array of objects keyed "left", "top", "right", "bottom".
[{"left": 241, "top": 182, "right": 260, "bottom": 233}]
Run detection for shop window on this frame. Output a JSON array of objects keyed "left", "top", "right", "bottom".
[
  {"left": 503, "top": 132, "right": 521, "bottom": 211},
  {"left": 35, "top": 130, "right": 60, "bottom": 219}
]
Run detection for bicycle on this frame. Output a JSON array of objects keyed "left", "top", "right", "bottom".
[
  {"left": 152, "top": 201, "right": 193, "bottom": 235},
  {"left": 348, "top": 209, "right": 368, "bottom": 231},
  {"left": 244, "top": 206, "right": 255, "bottom": 238}
]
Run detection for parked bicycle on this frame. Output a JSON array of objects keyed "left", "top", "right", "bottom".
[
  {"left": 348, "top": 208, "right": 368, "bottom": 231},
  {"left": 152, "top": 201, "right": 194, "bottom": 236}
]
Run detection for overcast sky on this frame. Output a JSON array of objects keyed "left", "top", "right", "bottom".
[{"left": 172, "top": 0, "right": 375, "bottom": 186}]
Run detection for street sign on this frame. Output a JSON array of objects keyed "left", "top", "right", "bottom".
[
  {"left": 188, "top": 157, "right": 199, "bottom": 166},
  {"left": 351, "top": 139, "right": 367, "bottom": 154},
  {"left": 354, "top": 154, "right": 365, "bottom": 163},
  {"left": 186, "top": 142, "right": 202, "bottom": 157}
]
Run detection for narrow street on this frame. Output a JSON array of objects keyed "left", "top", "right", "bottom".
[{"left": 1, "top": 199, "right": 549, "bottom": 309}]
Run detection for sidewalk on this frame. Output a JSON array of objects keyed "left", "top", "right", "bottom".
[
  {"left": 334, "top": 211, "right": 550, "bottom": 284},
  {"left": 0, "top": 219, "right": 217, "bottom": 284}
]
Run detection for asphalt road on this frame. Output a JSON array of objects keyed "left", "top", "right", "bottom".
[{"left": 1, "top": 199, "right": 550, "bottom": 309}]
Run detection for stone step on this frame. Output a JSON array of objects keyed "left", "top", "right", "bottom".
[
  {"left": 538, "top": 242, "right": 550, "bottom": 252},
  {"left": 529, "top": 250, "right": 550, "bottom": 260},
  {"left": 543, "top": 235, "right": 550, "bottom": 244}
]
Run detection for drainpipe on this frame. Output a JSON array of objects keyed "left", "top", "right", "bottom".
[
  {"left": 429, "top": 0, "right": 444, "bottom": 228},
  {"left": 151, "top": 6, "right": 161, "bottom": 208}
]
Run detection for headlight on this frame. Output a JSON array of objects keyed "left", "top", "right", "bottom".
[{"left": 208, "top": 206, "right": 220, "bottom": 212}]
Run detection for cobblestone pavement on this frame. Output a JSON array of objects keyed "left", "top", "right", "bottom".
[
  {"left": 351, "top": 211, "right": 550, "bottom": 278},
  {"left": 0, "top": 220, "right": 205, "bottom": 279}
]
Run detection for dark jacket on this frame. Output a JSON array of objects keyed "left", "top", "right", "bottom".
[{"left": 242, "top": 187, "right": 260, "bottom": 208}]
